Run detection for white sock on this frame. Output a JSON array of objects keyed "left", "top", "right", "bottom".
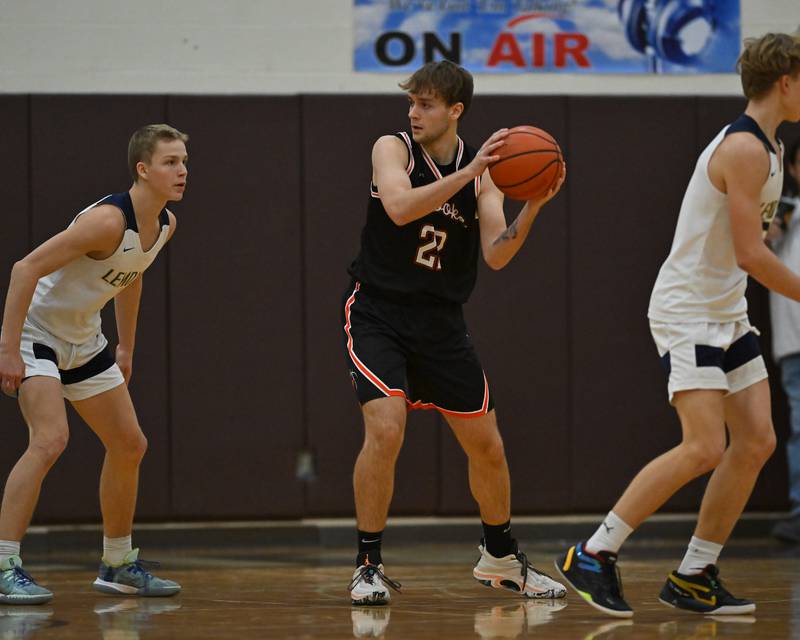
[
  {"left": 678, "top": 536, "right": 722, "bottom": 575},
  {"left": 585, "top": 511, "right": 634, "bottom": 554},
  {"left": 103, "top": 535, "right": 132, "bottom": 566},
  {"left": 0, "top": 540, "right": 21, "bottom": 564}
]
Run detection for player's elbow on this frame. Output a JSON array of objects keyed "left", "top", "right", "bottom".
[
  {"left": 383, "top": 202, "right": 411, "bottom": 226},
  {"left": 484, "top": 254, "right": 507, "bottom": 271},
  {"left": 735, "top": 247, "right": 762, "bottom": 273},
  {"left": 12, "top": 258, "right": 43, "bottom": 282}
]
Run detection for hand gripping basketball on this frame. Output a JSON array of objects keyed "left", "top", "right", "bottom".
[{"left": 468, "top": 128, "right": 509, "bottom": 178}]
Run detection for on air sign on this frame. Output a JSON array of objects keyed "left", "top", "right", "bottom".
[{"left": 354, "top": 0, "right": 741, "bottom": 74}]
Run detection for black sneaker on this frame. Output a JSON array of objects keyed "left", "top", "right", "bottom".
[
  {"left": 658, "top": 565, "right": 755, "bottom": 615},
  {"left": 554, "top": 542, "right": 632, "bottom": 618}
]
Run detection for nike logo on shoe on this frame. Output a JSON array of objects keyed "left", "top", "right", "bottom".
[{"left": 123, "top": 246, "right": 134, "bottom": 252}]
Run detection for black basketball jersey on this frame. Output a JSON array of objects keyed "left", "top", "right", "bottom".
[{"left": 348, "top": 131, "right": 481, "bottom": 304}]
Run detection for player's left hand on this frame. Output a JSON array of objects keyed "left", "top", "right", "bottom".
[
  {"left": 116, "top": 345, "right": 133, "bottom": 385},
  {"left": 528, "top": 162, "right": 567, "bottom": 207}
]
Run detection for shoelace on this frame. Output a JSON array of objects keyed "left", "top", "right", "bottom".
[
  {"left": 610, "top": 562, "right": 625, "bottom": 600},
  {"left": 10, "top": 566, "right": 36, "bottom": 587},
  {"left": 702, "top": 566, "right": 730, "bottom": 596},
  {"left": 125, "top": 558, "right": 161, "bottom": 578},
  {"left": 348, "top": 564, "right": 402, "bottom": 593},
  {"left": 513, "top": 550, "right": 558, "bottom": 592}
]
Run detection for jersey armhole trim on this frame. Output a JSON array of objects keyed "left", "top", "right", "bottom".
[{"left": 396, "top": 131, "right": 415, "bottom": 176}]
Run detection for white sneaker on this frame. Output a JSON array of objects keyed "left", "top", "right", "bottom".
[
  {"left": 351, "top": 606, "right": 391, "bottom": 637},
  {"left": 349, "top": 563, "right": 401, "bottom": 606},
  {"left": 473, "top": 543, "right": 567, "bottom": 599}
]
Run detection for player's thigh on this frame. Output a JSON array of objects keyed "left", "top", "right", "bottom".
[
  {"left": 18, "top": 376, "right": 69, "bottom": 443},
  {"left": 445, "top": 410, "right": 504, "bottom": 460},
  {"left": 672, "top": 388, "right": 727, "bottom": 452},
  {"left": 361, "top": 396, "right": 408, "bottom": 450},
  {"left": 70, "top": 383, "right": 143, "bottom": 449},
  {"left": 723, "top": 378, "right": 775, "bottom": 449}
]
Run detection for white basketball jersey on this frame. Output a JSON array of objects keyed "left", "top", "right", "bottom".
[
  {"left": 27, "top": 192, "right": 171, "bottom": 344},
  {"left": 648, "top": 115, "right": 783, "bottom": 323}
]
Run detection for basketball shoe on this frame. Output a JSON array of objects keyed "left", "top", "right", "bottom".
[
  {"left": 351, "top": 606, "right": 391, "bottom": 637},
  {"left": 658, "top": 565, "right": 755, "bottom": 614},
  {"left": 92, "top": 549, "right": 181, "bottom": 597},
  {"left": 0, "top": 606, "right": 53, "bottom": 638},
  {"left": 473, "top": 541, "right": 567, "bottom": 599},
  {"left": 554, "top": 542, "right": 632, "bottom": 618},
  {"left": 349, "top": 561, "right": 401, "bottom": 606},
  {"left": 0, "top": 556, "right": 52, "bottom": 605}
]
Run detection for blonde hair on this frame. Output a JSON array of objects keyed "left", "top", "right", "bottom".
[
  {"left": 128, "top": 124, "right": 189, "bottom": 181},
  {"left": 738, "top": 32, "right": 800, "bottom": 100}
]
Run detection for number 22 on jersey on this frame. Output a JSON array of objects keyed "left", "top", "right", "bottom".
[{"left": 415, "top": 224, "right": 448, "bottom": 271}]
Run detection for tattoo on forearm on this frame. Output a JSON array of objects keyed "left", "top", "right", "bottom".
[{"left": 493, "top": 217, "right": 520, "bottom": 246}]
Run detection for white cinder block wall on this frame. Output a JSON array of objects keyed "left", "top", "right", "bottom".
[{"left": 0, "top": 0, "right": 797, "bottom": 95}]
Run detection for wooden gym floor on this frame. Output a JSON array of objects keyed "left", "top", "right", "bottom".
[{"left": 6, "top": 540, "right": 800, "bottom": 639}]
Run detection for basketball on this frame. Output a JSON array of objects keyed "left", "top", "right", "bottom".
[{"left": 489, "top": 126, "right": 565, "bottom": 201}]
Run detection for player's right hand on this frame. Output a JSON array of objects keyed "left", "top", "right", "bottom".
[
  {"left": 0, "top": 346, "right": 24, "bottom": 397},
  {"left": 467, "top": 129, "right": 508, "bottom": 179}
]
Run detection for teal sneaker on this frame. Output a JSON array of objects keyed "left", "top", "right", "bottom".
[
  {"left": 92, "top": 549, "right": 181, "bottom": 597},
  {"left": 0, "top": 556, "right": 53, "bottom": 605}
]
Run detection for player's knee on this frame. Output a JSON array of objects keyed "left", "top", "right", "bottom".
[
  {"left": 364, "top": 418, "right": 404, "bottom": 458},
  {"left": 108, "top": 427, "right": 148, "bottom": 461},
  {"left": 468, "top": 436, "right": 506, "bottom": 467},
  {"left": 29, "top": 431, "right": 69, "bottom": 466},
  {"left": 736, "top": 426, "right": 776, "bottom": 467},
  {"left": 682, "top": 440, "right": 725, "bottom": 476}
]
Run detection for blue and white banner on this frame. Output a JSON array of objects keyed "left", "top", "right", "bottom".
[{"left": 354, "top": 0, "right": 741, "bottom": 74}]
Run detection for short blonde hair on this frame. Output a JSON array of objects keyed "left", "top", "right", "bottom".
[
  {"left": 128, "top": 124, "right": 189, "bottom": 181},
  {"left": 738, "top": 33, "right": 800, "bottom": 100}
]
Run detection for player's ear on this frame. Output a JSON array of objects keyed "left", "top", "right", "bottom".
[
  {"left": 450, "top": 102, "right": 464, "bottom": 121},
  {"left": 136, "top": 161, "right": 148, "bottom": 181}
]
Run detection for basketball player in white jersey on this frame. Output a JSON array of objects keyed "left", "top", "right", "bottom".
[
  {"left": 556, "top": 33, "right": 800, "bottom": 618},
  {"left": 0, "top": 124, "right": 187, "bottom": 603}
]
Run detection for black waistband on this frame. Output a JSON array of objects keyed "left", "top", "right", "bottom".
[{"left": 356, "top": 281, "right": 461, "bottom": 308}]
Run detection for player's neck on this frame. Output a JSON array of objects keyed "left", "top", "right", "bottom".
[
  {"left": 128, "top": 183, "right": 167, "bottom": 225},
  {"left": 422, "top": 129, "right": 459, "bottom": 165},
  {"left": 745, "top": 100, "right": 783, "bottom": 146}
]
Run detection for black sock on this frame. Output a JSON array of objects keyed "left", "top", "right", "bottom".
[
  {"left": 482, "top": 520, "right": 513, "bottom": 558},
  {"left": 356, "top": 529, "right": 383, "bottom": 567}
]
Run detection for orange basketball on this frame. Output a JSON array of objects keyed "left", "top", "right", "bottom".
[{"left": 489, "top": 126, "right": 564, "bottom": 201}]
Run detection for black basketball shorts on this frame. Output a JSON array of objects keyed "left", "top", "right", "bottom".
[{"left": 341, "top": 281, "right": 493, "bottom": 417}]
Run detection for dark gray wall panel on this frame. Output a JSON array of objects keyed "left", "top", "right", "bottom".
[
  {"left": 440, "top": 97, "right": 571, "bottom": 514},
  {"left": 302, "top": 95, "right": 441, "bottom": 515},
  {"left": 167, "top": 97, "right": 304, "bottom": 517},
  {"left": 569, "top": 97, "right": 699, "bottom": 512},
  {"left": 0, "top": 97, "right": 32, "bottom": 502},
  {"left": 28, "top": 96, "right": 169, "bottom": 522}
]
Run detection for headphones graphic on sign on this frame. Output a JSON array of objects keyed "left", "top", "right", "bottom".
[{"left": 618, "top": 0, "right": 716, "bottom": 71}]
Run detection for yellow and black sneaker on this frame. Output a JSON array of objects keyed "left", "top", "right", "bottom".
[
  {"left": 658, "top": 565, "right": 755, "bottom": 615},
  {"left": 554, "top": 542, "right": 632, "bottom": 618}
]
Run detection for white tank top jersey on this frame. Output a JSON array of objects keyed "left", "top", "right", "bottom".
[
  {"left": 27, "top": 192, "right": 171, "bottom": 344},
  {"left": 648, "top": 114, "right": 784, "bottom": 323}
]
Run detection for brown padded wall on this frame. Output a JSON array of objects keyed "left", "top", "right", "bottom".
[
  {"left": 167, "top": 97, "right": 305, "bottom": 517},
  {"left": 568, "top": 97, "right": 700, "bottom": 512},
  {"left": 0, "top": 97, "right": 31, "bottom": 491},
  {"left": 302, "top": 95, "right": 441, "bottom": 515},
  {"left": 439, "top": 97, "right": 571, "bottom": 514},
  {"left": 28, "top": 96, "right": 170, "bottom": 522},
  {"left": 2, "top": 94, "right": 797, "bottom": 522}
]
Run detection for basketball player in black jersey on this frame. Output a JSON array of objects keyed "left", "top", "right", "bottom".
[{"left": 344, "top": 61, "right": 566, "bottom": 606}]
